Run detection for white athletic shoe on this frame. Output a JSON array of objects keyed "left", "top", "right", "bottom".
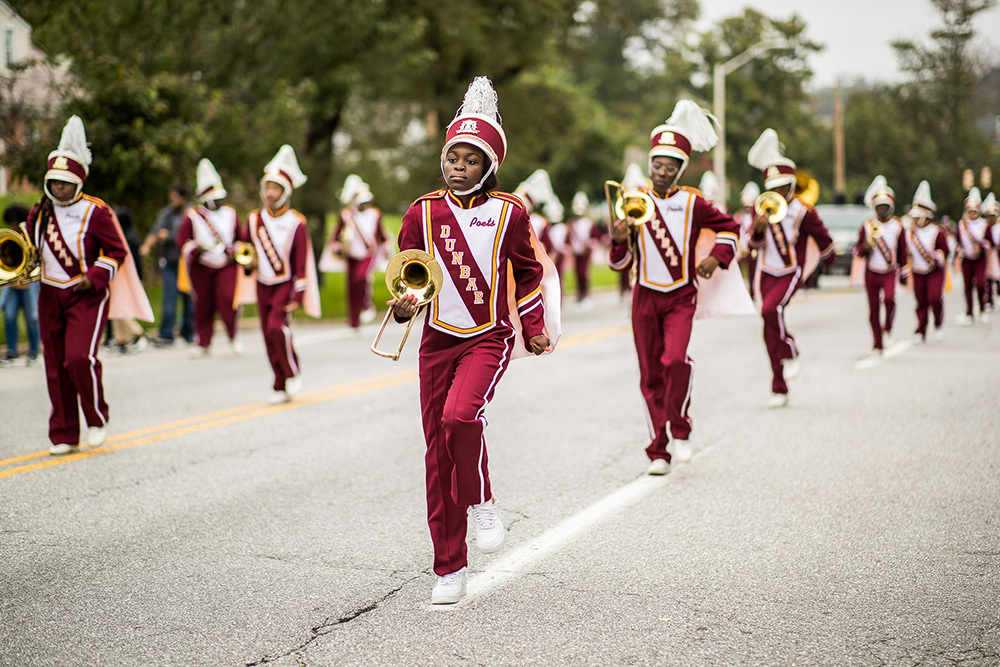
[
  {"left": 49, "top": 443, "right": 79, "bottom": 456},
  {"left": 768, "top": 393, "right": 789, "bottom": 409},
  {"left": 911, "top": 333, "right": 925, "bottom": 344},
  {"left": 469, "top": 497, "right": 505, "bottom": 554},
  {"left": 360, "top": 307, "right": 377, "bottom": 325},
  {"left": 669, "top": 439, "right": 693, "bottom": 463},
  {"left": 230, "top": 339, "right": 245, "bottom": 355},
  {"left": 188, "top": 346, "right": 210, "bottom": 360},
  {"left": 431, "top": 567, "right": 467, "bottom": 605},
  {"left": 782, "top": 357, "right": 801, "bottom": 380},
  {"left": 883, "top": 332, "right": 894, "bottom": 346},
  {"left": 87, "top": 426, "right": 107, "bottom": 447},
  {"left": 647, "top": 458, "right": 671, "bottom": 475},
  {"left": 933, "top": 327, "right": 944, "bottom": 341},
  {"left": 956, "top": 314, "right": 974, "bottom": 326},
  {"left": 980, "top": 312, "right": 991, "bottom": 324},
  {"left": 268, "top": 390, "right": 290, "bottom": 405},
  {"left": 286, "top": 375, "right": 303, "bottom": 396}
]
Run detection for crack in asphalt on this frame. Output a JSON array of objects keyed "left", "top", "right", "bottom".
[{"left": 244, "top": 573, "right": 424, "bottom": 666}]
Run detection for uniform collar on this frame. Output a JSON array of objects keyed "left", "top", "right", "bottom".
[{"left": 447, "top": 190, "right": 489, "bottom": 209}]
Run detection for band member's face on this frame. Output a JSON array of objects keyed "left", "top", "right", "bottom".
[
  {"left": 915, "top": 215, "right": 931, "bottom": 228},
  {"left": 650, "top": 157, "right": 682, "bottom": 194},
  {"left": 264, "top": 182, "right": 285, "bottom": 208},
  {"left": 772, "top": 183, "right": 794, "bottom": 201},
  {"left": 48, "top": 180, "right": 76, "bottom": 202},
  {"left": 444, "top": 144, "right": 485, "bottom": 191},
  {"left": 986, "top": 214, "right": 997, "bottom": 224},
  {"left": 875, "top": 204, "right": 892, "bottom": 221}
]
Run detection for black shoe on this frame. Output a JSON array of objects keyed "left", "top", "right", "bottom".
[{"left": 150, "top": 336, "right": 175, "bottom": 348}]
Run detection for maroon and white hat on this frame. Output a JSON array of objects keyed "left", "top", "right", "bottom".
[
  {"left": 196, "top": 158, "right": 227, "bottom": 203},
  {"left": 441, "top": 77, "right": 507, "bottom": 195},
  {"left": 911, "top": 180, "right": 936, "bottom": 217},
  {"left": 649, "top": 100, "right": 718, "bottom": 167},
  {"left": 965, "top": 187, "right": 982, "bottom": 212},
  {"left": 982, "top": 192, "right": 998, "bottom": 216},
  {"left": 45, "top": 115, "right": 91, "bottom": 188},
  {"left": 263, "top": 145, "right": 307, "bottom": 191},
  {"left": 864, "top": 175, "right": 895, "bottom": 209},
  {"left": 748, "top": 129, "right": 796, "bottom": 190}
]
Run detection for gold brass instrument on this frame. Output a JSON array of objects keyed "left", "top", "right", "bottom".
[
  {"left": 604, "top": 180, "right": 655, "bottom": 226},
  {"left": 0, "top": 224, "right": 41, "bottom": 287},
  {"left": 754, "top": 191, "right": 789, "bottom": 224},
  {"left": 866, "top": 220, "right": 883, "bottom": 249},
  {"left": 795, "top": 169, "right": 820, "bottom": 208},
  {"left": 233, "top": 241, "right": 256, "bottom": 266},
  {"left": 371, "top": 249, "right": 443, "bottom": 361}
]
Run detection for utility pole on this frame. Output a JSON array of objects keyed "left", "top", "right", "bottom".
[{"left": 833, "top": 80, "right": 846, "bottom": 204}]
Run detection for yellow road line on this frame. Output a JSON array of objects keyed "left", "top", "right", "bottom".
[{"left": 0, "top": 327, "right": 629, "bottom": 479}]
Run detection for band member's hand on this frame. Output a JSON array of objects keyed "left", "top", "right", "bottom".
[
  {"left": 72, "top": 275, "right": 94, "bottom": 292},
  {"left": 389, "top": 294, "right": 418, "bottom": 319},
  {"left": 528, "top": 334, "right": 550, "bottom": 355},
  {"left": 696, "top": 256, "right": 721, "bottom": 279},
  {"left": 284, "top": 300, "right": 301, "bottom": 313},
  {"left": 610, "top": 217, "right": 631, "bottom": 244},
  {"left": 752, "top": 214, "right": 769, "bottom": 234}
]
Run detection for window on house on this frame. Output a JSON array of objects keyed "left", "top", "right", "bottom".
[{"left": 4, "top": 28, "right": 15, "bottom": 68}]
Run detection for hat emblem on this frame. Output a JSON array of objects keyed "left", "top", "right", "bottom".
[
  {"left": 767, "top": 166, "right": 779, "bottom": 179},
  {"left": 659, "top": 132, "right": 676, "bottom": 146},
  {"left": 53, "top": 156, "right": 69, "bottom": 170},
  {"left": 457, "top": 119, "right": 480, "bottom": 135}
]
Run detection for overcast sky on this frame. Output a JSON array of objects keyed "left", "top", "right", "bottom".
[{"left": 696, "top": 0, "right": 1000, "bottom": 88}]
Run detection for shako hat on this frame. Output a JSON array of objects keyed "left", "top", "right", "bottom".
[
  {"left": 748, "top": 129, "right": 796, "bottom": 190},
  {"left": 442, "top": 76, "right": 507, "bottom": 196},
  {"left": 195, "top": 158, "right": 227, "bottom": 203},
  {"left": 864, "top": 175, "right": 895, "bottom": 209},
  {"left": 46, "top": 115, "right": 91, "bottom": 188}
]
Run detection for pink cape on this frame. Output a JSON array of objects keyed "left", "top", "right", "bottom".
[
  {"left": 108, "top": 210, "right": 155, "bottom": 322},
  {"left": 506, "top": 223, "right": 562, "bottom": 360},
  {"left": 693, "top": 229, "right": 755, "bottom": 319},
  {"left": 234, "top": 235, "right": 322, "bottom": 319}
]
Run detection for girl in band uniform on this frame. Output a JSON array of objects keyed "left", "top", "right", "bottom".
[{"left": 904, "top": 181, "right": 949, "bottom": 342}]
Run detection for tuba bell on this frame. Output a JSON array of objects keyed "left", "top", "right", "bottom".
[
  {"left": 604, "top": 180, "right": 655, "bottom": 226},
  {"left": 754, "top": 191, "right": 789, "bottom": 224},
  {"left": 371, "top": 249, "right": 444, "bottom": 361},
  {"left": 0, "top": 224, "right": 41, "bottom": 287},
  {"left": 233, "top": 241, "right": 257, "bottom": 266}
]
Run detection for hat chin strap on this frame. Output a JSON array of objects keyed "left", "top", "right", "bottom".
[
  {"left": 260, "top": 180, "right": 290, "bottom": 210},
  {"left": 442, "top": 160, "right": 497, "bottom": 197},
  {"left": 45, "top": 181, "right": 83, "bottom": 206},
  {"left": 647, "top": 156, "right": 688, "bottom": 195}
]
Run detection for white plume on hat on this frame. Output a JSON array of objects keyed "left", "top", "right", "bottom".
[
  {"left": 516, "top": 169, "right": 556, "bottom": 211},
  {"left": 863, "top": 175, "right": 895, "bottom": 209},
  {"left": 571, "top": 191, "right": 590, "bottom": 216},
  {"left": 698, "top": 171, "right": 722, "bottom": 202},
  {"left": 263, "top": 144, "right": 308, "bottom": 191},
  {"left": 544, "top": 196, "right": 564, "bottom": 223},
  {"left": 982, "top": 192, "right": 998, "bottom": 216},
  {"left": 196, "top": 158, "right": 227, "bottom": 203},
  {"left": 622, "top": 163, "right": 648, "bottom": 189},
  {"left": 662, "top": 100, "right": 719, "bottom": 152},
  {"left": 340, "top": 174, "right": 373, "bottom": 206},
  {"left": 451, "top": 76, "right": 501, "bottom": 127},
  {"left": 911, "top": 180, "right": 936, "bottom": 215},
  {"left": 740, "top": 181, "right": 761, "bottom": 207},
  {"left": 965, "top": 186, "right": 982, "bottom": 209},
  {"left": 52, "top": 115, "right": 92, "bottom": 170},
  {"left": 747, "top": 129, "right": 792, "bottom": 172}
]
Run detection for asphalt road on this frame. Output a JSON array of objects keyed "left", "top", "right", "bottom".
[{"left": 2, "top": 276, "right": 998, "bottom": 666}]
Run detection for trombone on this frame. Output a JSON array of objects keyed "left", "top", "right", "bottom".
[
  {"left": 754, "top": 191, "right": 788, "bottom": 224},
  {"left": 604, "top": 180, "right": 656, "bottom": 226},
  {"left": 371, "top": 249, "right": 443, "bottom": 361},
  {"left": 0, "top": 224, "right": 41, "bottom": 288},
  {"left": 233, "top": 241, "right": 257, "bottom": 267}
]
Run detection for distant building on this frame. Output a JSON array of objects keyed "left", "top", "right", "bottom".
[{"left": 1, "top": 1, "right": 71, "bottom": 195}]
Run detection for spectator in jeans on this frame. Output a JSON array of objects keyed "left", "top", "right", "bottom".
[
  {"left": 1, "top": 204, "right": 40, "bottom": 367},
  {"left": 141, "top": 186, "right": 194, "bottom": 345}
]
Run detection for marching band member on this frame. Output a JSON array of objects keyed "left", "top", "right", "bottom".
[
  {"left": 746, "top": 129, "right": 835, "bottom": 408},
  {"left": 566, "top": 191, "right": 599, "bottom": 308},
  {"left": 542, "top": 196, "right": 568, "bottom": 286},
  {"left": 735, "top": 181, "right": 761, "bottom": 298},
  {"left": 956, "top": 187, "right": 990, "bottom": 324},
  {"left": 608, "top": 101, "right": 745, "bottom": 475},
  {"left": 177, "top": 159, "right": 243, "bottom": 358},
  {"left": 26, "top": 116, "right": 152, "bottom": 455},
  {"left": 390, "top": 77, "right": 559, "bottom": 605},
  {"left": 853, "top": 176, "right": 906, "bottom": 355},
  {"left": 697, "top": 170, "right": 727, "bottom": 213},
  {"left": 240, "top": 145, "right": 321, "bottom": 404},
  {"left": 982, "top": 192, "right": 999, "bottom": 311},
  {"left": 904, "top": 181, "right": 948, "bottom": 342},
  {"left": 328, "top": 174, "right": 390, "bottom": 329},
  {"left": 515, "top": 169, "right": 556, "bottom": 255}
]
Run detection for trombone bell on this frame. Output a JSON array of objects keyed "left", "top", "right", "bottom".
[
  {"left": 233, "top": 241, "right": 256, "bottom": 266},
  {"left": 371, "top": 249, "right": 444, "bottom": 360},
  {"left": 605, "top": 180, "right": 655, "bottom": 226},
  {"left": 0, "top": 227, "right": 40, "bottom": 287},
  {"left": 754, "top": 191, "right": 789, "bottom": 224}
]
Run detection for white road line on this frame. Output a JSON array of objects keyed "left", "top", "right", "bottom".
[{"left": 441, "top": 445, "right": 718, "bottom": 609}]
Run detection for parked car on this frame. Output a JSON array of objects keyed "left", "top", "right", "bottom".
[{"left": 814, "top": 204, "right": 869, "bottom": 275}]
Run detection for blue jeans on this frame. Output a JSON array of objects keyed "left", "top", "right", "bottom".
[
  {"left": 1, "top": 281, "right": 41, "bottom": 358},
  {"left": 159, "top": 261, "right": 194, "bottom": 342}
]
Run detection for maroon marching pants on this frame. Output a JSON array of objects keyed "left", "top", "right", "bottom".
[
  {"left": 419, "top": 323, "right": 515, "bottom": 576},
  {"left": 38, "top": 284, "right": 111, "bottom": 445},
  {"left": 574, "top": 253, "right": 590, "bottom": 301},
  {"left": 256, "top": 281, "right": 299, "bottom": 391},
  {"left": 346, "top": 255, "right": 375, "bottom": 328},
  {"left": 189, "top": 262, "right": 239, "bottom": 348},
  {"left": 759, "top": 269, "right": 801, "bottom": 395},
  {"left": 631, "top": 285, "right": 696, "bottom": 462},
  {"left": 912, "top": 270, "right": 944, "bottom": 336},
  {"left": 864, "top": 269, "right": 896, "bottom": 350},
  {"left": 961, "top": 256, "right": 987, "bottom": 316}
]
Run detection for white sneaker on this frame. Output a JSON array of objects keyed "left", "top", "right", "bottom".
[
  {"left": 431, "top": 567, "right": 467, "bottom": 605},
  {"left": 883, "top": 332, "right": 894, "bottom": 346},
  {"left": 49, "top": 443, "right": 79, "bottom": 456},
  {"left": 647, "top": 458, "right": 671, "bottom": 475},
  {"left": 669, "top": 439, "right": 692, "bottom": 463},
  {"left": 286, "top": 375, "right": 303, "bottom": 396},
  {"left": 980, "top": 312, "right": 990, "bottom": 324},
  {"left": 469, "top": 497, "right": 505, "bottom": 554},
  {"left": 87, "top": 426, "right": 107, "bottom": 447},
  {"left": 933, "top": 327, "right": 944, "bottom": 341},
  {"left": 360, "top": 307, "right": 377, "bottom": 325},
  {"left": 768, "top": 393, "right": 789, "bottom": 409},
  {"left": 188, "top": 346, "right": 210, "bottom": 359},
  {"left": 956, "top": 314, "right": 973, "bottom": 326},
  {"left": 230, "top": 339, "right": 245, "bottom": 355},
  {"left": 268, "top": 390, "right": 290, "bottom": 405},
  {"left": 911, "top": 333, "right": 925, "bottom": 344},
  {"left": 782, "top": 357, "right": 801, "bottom": 380}
]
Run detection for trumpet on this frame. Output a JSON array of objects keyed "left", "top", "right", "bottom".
[
  {"left": 371, "top": 249, "right": 443, "bottom": 361},
  {"left": 604, "top": 180, "right": 655, "bottom": 226},
  {"left": 754, "top": 191, "right": 788, "bottom": 224},
  {"left": 233, "top": 241, "right": 257, "bottom": 266},
  {"left": 0, "top": 224, "right": 41, "bottom": 287}
]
